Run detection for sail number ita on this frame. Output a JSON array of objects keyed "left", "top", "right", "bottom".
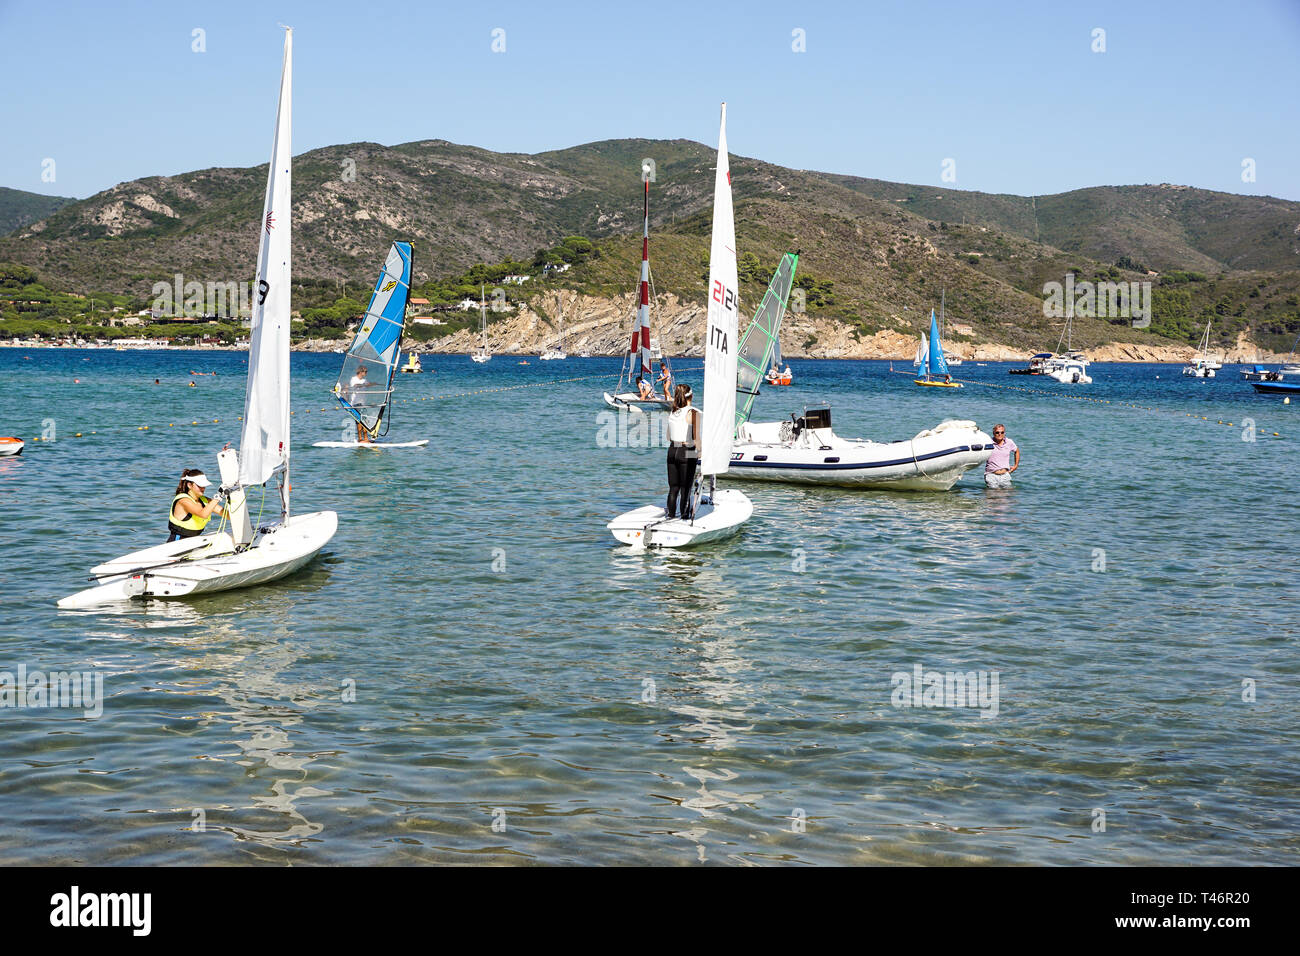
[{"left": 709, "top": 279, "right": 735, "bottom": 367}]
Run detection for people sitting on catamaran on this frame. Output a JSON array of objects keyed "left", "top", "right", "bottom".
[
  {"left": 656, "top": 360, "right": 673, "bottom": 401},
  {"left": 348, "top": 365, "right": 371, "bottom": 443},
  {"left": 167, "top": 469, "right": 225, "bottom": 542},
  {"left": 665, "top": 384, "right": 700, "bottom": 520},
  {"left": 637, "top": 376, "right": 656, "bottom": 401},
  {"left": 984, "top": 424, "right": 1019, "bottom": 489}
]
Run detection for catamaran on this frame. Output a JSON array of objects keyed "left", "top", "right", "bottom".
[
  {"left": 1182, "top": 318, "right": 1222, "bottom": 378},
  {"left": 1042, "top": 312, "right": 1092, "bottom": 383},
  {"left": 914, "top": 309, "right": 962, "bottom": 387},
  {"left": 59, "top": 29, "right": 338, "bottom": 609},
  {"left": 728, "top": 260, "right": 991, "bottom": 489},
  {"left": 603, "top": 178, "right": 672, "bottom": 413},
  {"left": 313, "top": 241, "right": 429, "bottom": 449},
  {"left": 608, "top": 103, "right": 751, "bottom": 548},
  {"left": 471, "top": 285, "right": 491, "bottom": 363}
]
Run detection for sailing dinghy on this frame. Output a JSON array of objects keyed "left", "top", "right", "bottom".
[
  {"left": 59, "top": 29, "right": 338, "bottom": 609},
  {"left": 608, "top": 103, "right": 752, "bottom": 549},
  {"left": 727, "top": 258, "right": 991, "bottom": 490},
  {"left": 603, "top": 178, "right": 672, "bottom": 413},
  {"left": 313, "top": 241, "right": 428, "bottom": 449},
  {"left": 914, "top": 309, "right": 962, "bottom": 387}
]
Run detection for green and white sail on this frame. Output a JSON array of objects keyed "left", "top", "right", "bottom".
[
  {"left": 734, "top": 252, "right": 798, "bottom": 430},
  {"left": 333, "top": 241, "right": 413, "bottom": 437}
]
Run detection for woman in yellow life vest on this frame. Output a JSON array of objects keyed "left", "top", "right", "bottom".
[{"left": 167, "top": 468, "right": 225, "bottom": 542}]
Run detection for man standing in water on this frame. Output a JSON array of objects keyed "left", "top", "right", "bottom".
[{"left": 984, "top": 424, "right": 1019, "bottom": 488}]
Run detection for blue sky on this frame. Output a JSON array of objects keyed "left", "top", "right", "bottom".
[{"left": 3, "top": 0, "right": 1298, "bottom": 201}]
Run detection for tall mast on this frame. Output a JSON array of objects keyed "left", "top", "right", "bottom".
[{"left": 635, "top": 179, "right": 652, "bottom": 378}]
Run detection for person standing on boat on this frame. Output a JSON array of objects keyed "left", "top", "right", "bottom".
[
  {"left": 168, "top": 469, "right": 225, "bottom": 541},
  {"left": 984, "top": 425, "right": 1019, "bottom": 488},
  {"left": 656, "top": 360, "right": 673, "bottom": 402},
  {"left": 665, "top": 384, "right": 701, "bottom": 520}
]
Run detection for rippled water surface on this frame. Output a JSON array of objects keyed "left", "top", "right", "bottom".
[{"left": 0, "top": 348, "right": 1296, "bottom": 865}]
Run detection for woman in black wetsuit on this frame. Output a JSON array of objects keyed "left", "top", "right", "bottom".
[{"left": 665, "top": 384, "right": 700, "bottom": 520}]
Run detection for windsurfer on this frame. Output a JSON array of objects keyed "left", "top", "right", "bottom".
[{"left": 349, "top": 365, "right": 372, "bottom": 443}]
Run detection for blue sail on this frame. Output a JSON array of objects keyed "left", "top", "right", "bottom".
[
  {"left": 333, "top": 242, "right": 413, "bottom": 434},
  {"left": 927, "top": 308, "right": 949, "bottom": 378}
]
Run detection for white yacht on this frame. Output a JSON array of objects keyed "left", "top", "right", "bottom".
[
  {"left": 1182, "top": 319, "right": 1222, "bottom": 377},
  {"left": 1043, "top": 314, "right": 1091, "bottom": 384},
  {"left": 471, "top": 285, "right": 491, "bottom": 363},
  {"left": 538, "top": 301, "right": 567, "bottom": 360}
]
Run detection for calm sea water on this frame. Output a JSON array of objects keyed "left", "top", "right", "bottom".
[{"left": 0, "top": 347, "right": 1296, "bottom": 865}]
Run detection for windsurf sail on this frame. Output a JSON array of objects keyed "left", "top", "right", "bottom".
[
  {"left": 239, "top": 27, "right": 293, "bottom": 511},
  {"left": 701, "top": 102, "right": 739, "bottom": 478},
  {"left": 734, "top": 251, "right": 798, "bottom": 430},
  {"left": 333, "top": 241, "right": 413, "bottom": 437},
  {"left": 927, "top": 308, "right": 949, "bottom": 378}
]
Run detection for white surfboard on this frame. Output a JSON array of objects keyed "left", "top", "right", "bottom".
[{"left": 311, "top": 439, "right": 429, "bottom": 449}]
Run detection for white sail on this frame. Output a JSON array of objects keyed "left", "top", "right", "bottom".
[
  {"left": 914, "top": 331, "right": 927, "bottom": 369},
  {"left": 239, "top": 28, "right": 293, "bottom": 507},
  {"left": 700, "top": 102, "right": 740, "bottom": 478}
]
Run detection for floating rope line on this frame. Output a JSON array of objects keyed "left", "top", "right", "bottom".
[
  {"left": 24, "top": 367, "right": 708, "bottom": 446},
  {"left": 886, "top": 367, "right": 1286, "bottom": 439}
]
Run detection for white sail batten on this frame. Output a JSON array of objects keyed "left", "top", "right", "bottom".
[
  {"left": 239, "top": 28, "right": 293, "bottom": 506},
  {"left": 700, "top": 102, "right": 739, "bottom": 478}
]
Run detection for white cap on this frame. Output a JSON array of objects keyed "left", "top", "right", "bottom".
[{"left": 187, "top": 472, "right": 211, "bottom": 488}]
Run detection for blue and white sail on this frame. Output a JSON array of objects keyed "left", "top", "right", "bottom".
[
  {"left": 923, "top": 308, "right": 949, "bottom": 380},
  {"left": 333, "top": 241, "right": 413, "bottom": 436}
]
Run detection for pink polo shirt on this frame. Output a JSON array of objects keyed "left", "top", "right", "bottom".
[{"left": 985, "top": 436, "right": 1017, "bottom": 473}]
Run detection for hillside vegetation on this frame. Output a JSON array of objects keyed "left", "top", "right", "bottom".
[{"left": 2, "top": 138, "right": 1298, "bottom": 352}]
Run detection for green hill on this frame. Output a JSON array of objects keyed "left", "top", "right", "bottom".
[
  {"left": 0, "top": 187, "right": 76, "bottom": 235},
  {"left": 2, "top": 138, "right": 1298, "bottom": 352}
]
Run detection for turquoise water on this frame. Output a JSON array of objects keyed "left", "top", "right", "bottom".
[{"left": 0, "top": 348, "right": 1296, "bottom": 865}]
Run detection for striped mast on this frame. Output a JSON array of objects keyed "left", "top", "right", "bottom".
[{"left": 634, "top": 179, "right": 653, "bottom": 380}]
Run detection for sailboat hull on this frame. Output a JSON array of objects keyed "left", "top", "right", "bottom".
[
  {"left": 57, "top": 511, "right": 337, "bottom": 609},
  {"left": 603, "top": 391, "right": 671, "bottom": 413},
  {"left": 608, "top": 489, "right": 752, "bottom": 549},
  {"left": 311, "top": 440, "right": 429, "bottom": 449}
]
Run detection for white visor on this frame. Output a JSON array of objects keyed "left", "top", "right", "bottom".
[{"left": 187, "top": 473, "right": 211, "bottom": 488}]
